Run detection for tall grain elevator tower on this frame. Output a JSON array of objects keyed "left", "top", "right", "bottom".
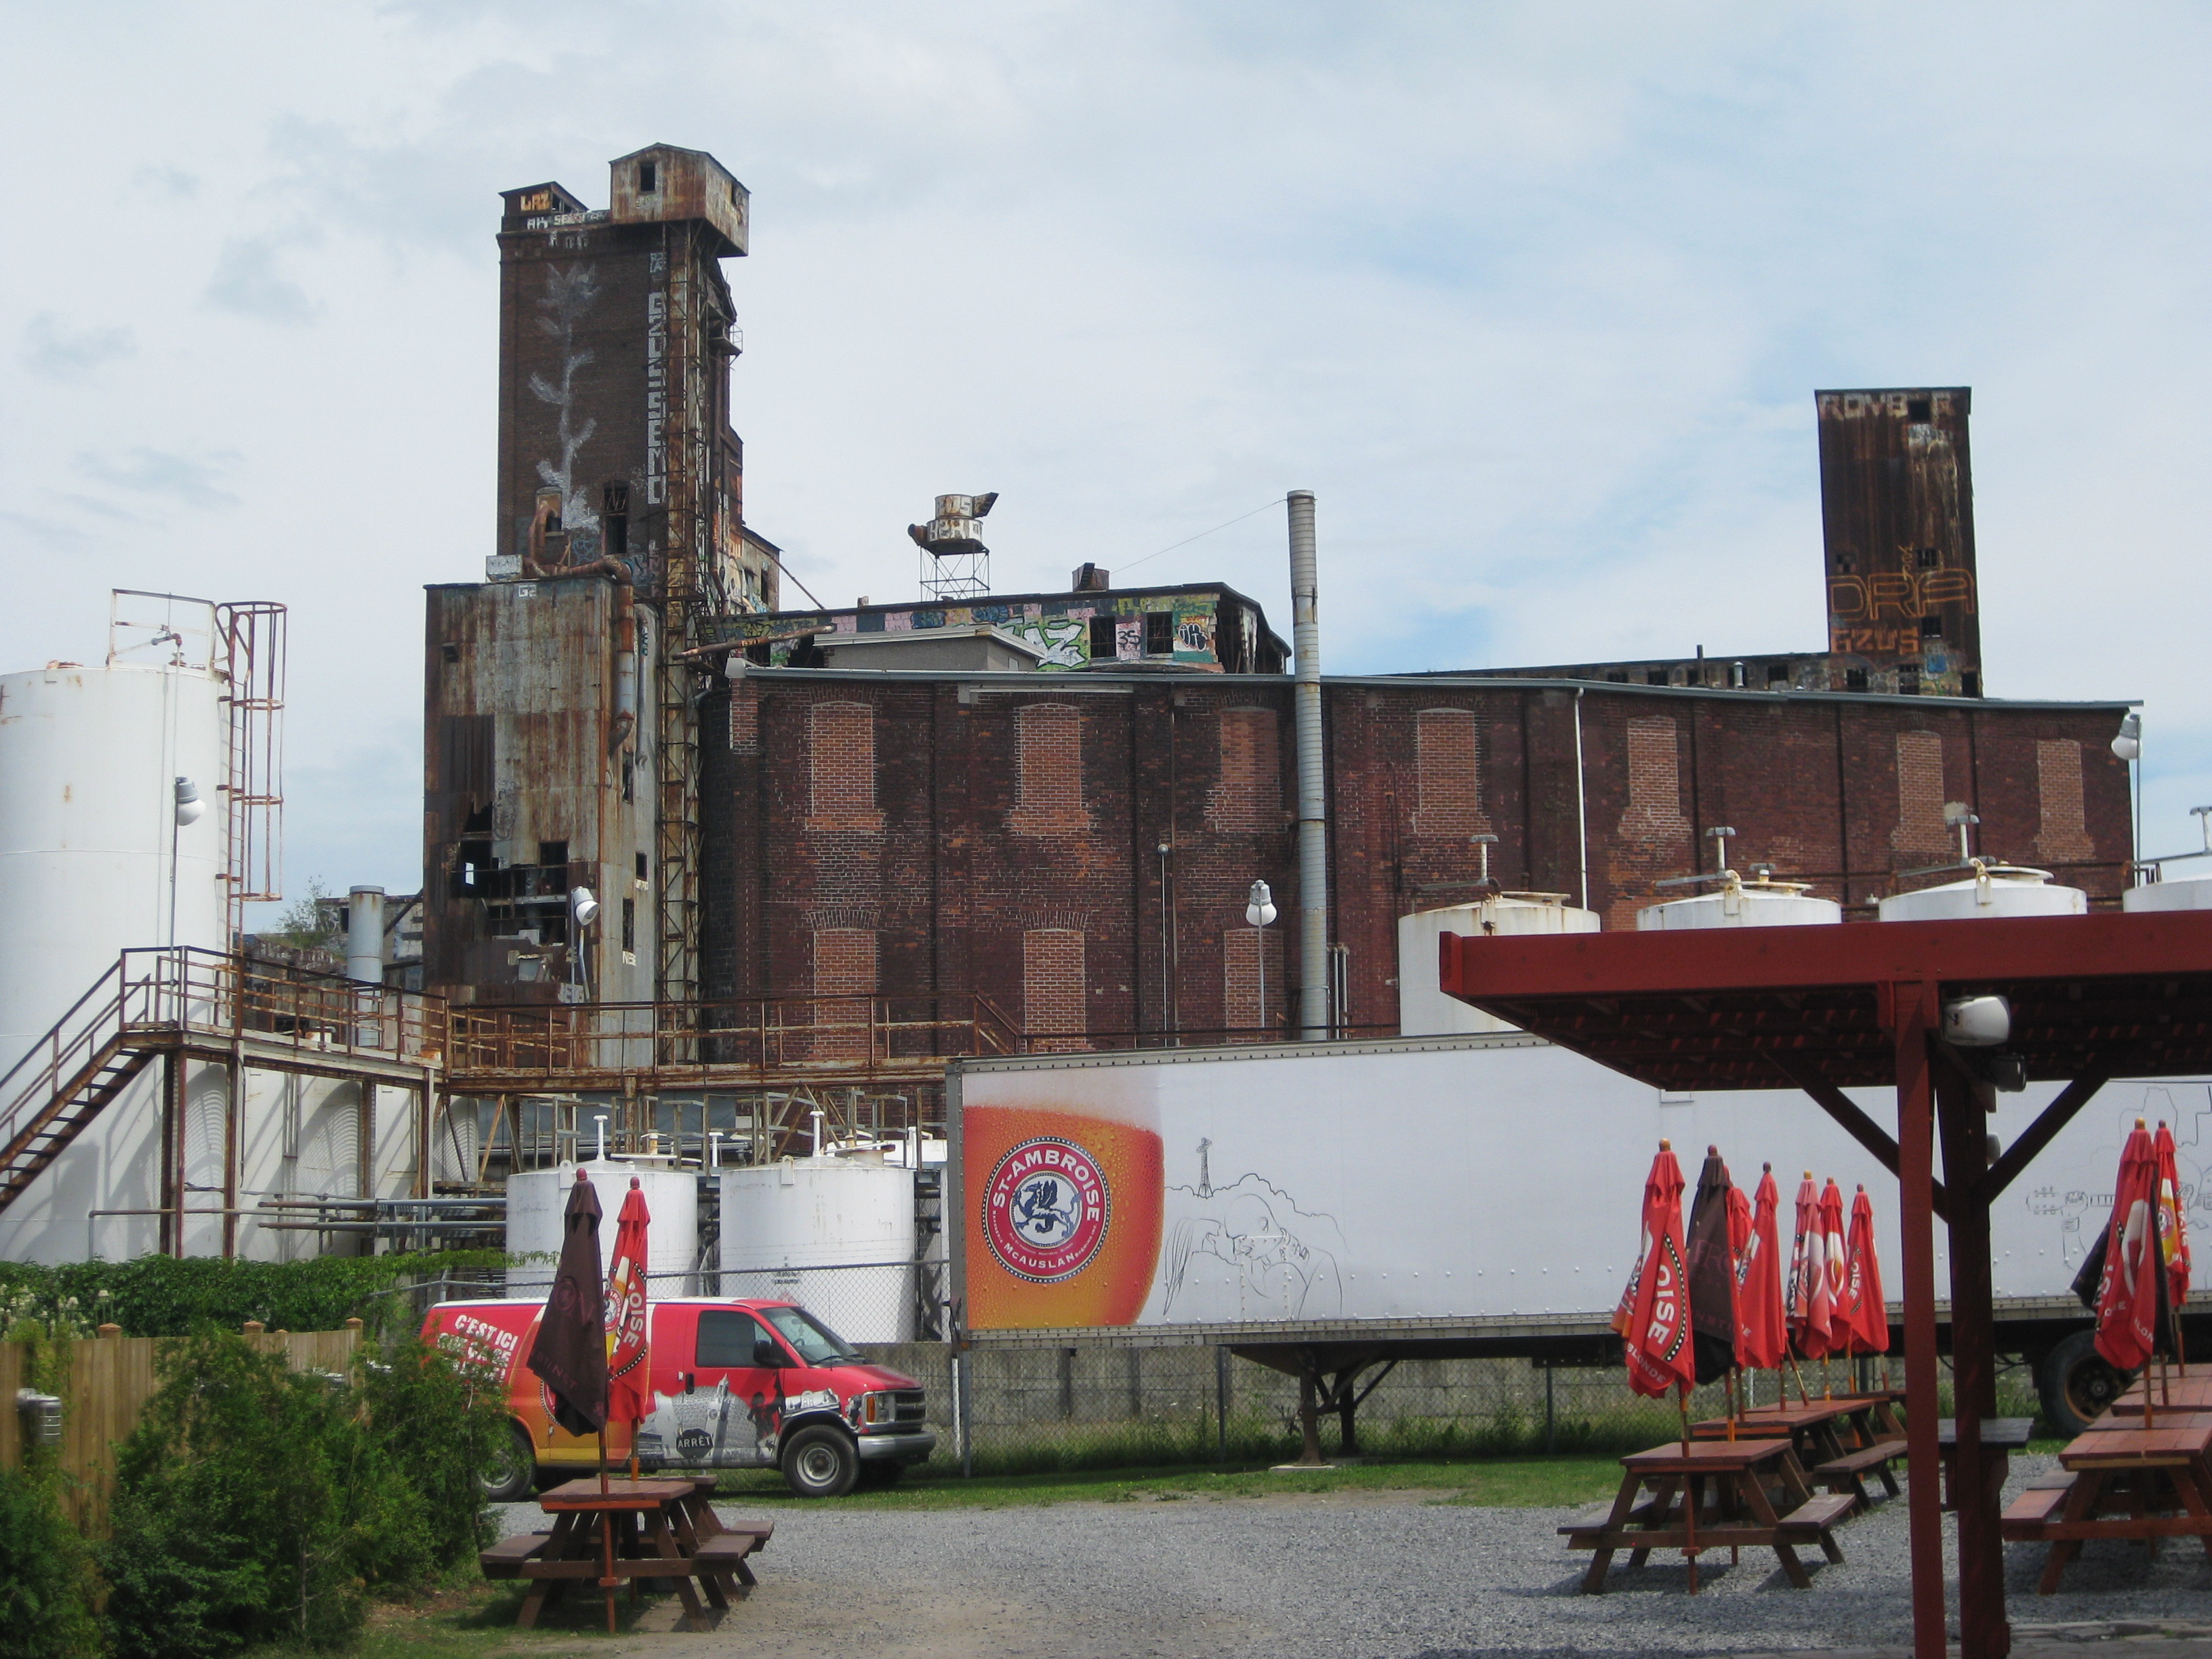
[
  {"left": 1815, "top": 386, "right": 1982, "bottom": 698},
  {"left": 426, "top": 144, "right": 776, "bottom": 1012}
]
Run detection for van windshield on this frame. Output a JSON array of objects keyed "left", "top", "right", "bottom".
[{"left": 758, "top": 1305, "right": 863, "bottom": 1366}]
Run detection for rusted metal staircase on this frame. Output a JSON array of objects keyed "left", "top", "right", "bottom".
[{"left": 0, "top": 959, "right": 152, "bottom": 1213}]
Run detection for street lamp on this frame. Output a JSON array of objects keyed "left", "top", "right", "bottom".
[
  {"left": 2113, "top": 713, "right": 2144, "bottom": 869},
  {"left": 1245, "top": 879, "right": 1277, "bottom": 1035}
]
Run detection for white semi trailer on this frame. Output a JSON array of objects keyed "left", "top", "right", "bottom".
[{"left": 947, "top": 1033, "right": 2209, "bottom": 1437}]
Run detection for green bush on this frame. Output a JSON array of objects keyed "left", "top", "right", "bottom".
[
  {"left": 100, "top": 1329, "right": 502, "bottom": 1658},
  {"left": 0, "top": 1253, "right": 507, "bottom": 1340},
  {"left": 0, "top": 1462, "right": 99, "bottom": 1659}
]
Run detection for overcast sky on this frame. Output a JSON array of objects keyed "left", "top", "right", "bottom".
[{"left": 5, "top": 3, "right": 2210, "bottom": 913}]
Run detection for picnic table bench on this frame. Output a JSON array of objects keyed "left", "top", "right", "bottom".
[
  {"left": 1999, "top": 1414, "right": 2212, "bottom": 1593},
  {"left": 1691, "top": 1398, "right": 1904, "bottom": 1511},
  {"left": 1562, "top": 1437, "right": 1851, "bottom": 1593},
  {"left": 476, "top": 1476, "right": 776, "bottom": 1632}
]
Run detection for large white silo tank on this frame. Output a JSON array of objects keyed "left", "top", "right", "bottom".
[
  {"left": 1878, "top": 865, "right": 2086, "bottom": 922},
  {"left": 506, "top": 1162, "right": 699, "bottom": 1299},
  {"left": 1398, "top": 895, "right": 1598, "bottom": 1036},
  {"left": 2123, "top": 876, "right": 2212, "bottom": 914},
  {"left": 720, "top": 1159, "right": 918, "bottom": 1342},
  {"left": 1637, "top": 881, "right": 1843, "bottom": 931},
  {"left": 0, "top": 662, "right": 226, "bottom": 1073}
]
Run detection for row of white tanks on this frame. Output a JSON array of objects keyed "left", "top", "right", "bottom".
[
  {"left": 1396, "top": 849, "right": 2212, "bottom": 1038},
  {"left": 506, "top": 1155, "right": 924, "bottom": 1341}
]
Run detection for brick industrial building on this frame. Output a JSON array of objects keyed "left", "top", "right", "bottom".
[
  {"left": 697, "top": 667, "right": 2130, "bottom": 1042},
  {"left": 427, "top": 146, "right": 2133, "bottom": 1046}
]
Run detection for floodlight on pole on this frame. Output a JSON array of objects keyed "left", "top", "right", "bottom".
[
  {"left": 1245, "top": 880, "right": 1277, "bottom": 1036},
  {"left": 2112, "top": 713, "right": 2144, "bottom": 868}
]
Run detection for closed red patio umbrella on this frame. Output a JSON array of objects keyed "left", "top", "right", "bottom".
[
  {"left": 2155, "top": 1120, "right": 2192, "bottom": 1368},
  {"left": 1817, "top": 1178, "right": 1849, "bottom": 1393},
  {"left": 1837, "top": 1184, "right": 1891, "bottom": 1386},
  {"left": 2094, "top": 1120, "right": 2163, "bottom": 1374},
  {"left": 607, "top": 1177, "right": 653, "bottom": 1476},
  {"left": 1786, "top": 1170, "right": 1835, "bottom": 1364},
  {"left": 1734, "top": 1164, "right": 1788, "bottom": 1398},
  {"left": 1617, "top": 1141, "right": 1698, "bottom": 1404}
]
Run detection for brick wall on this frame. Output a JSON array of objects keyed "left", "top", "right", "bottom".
[
  {"left": 1221, "top": 926, "right": 1287, "bottom": 1038},
  {"left": 697, "top": 675, "right": 2133, "bottom": 1045},
  {"left": 2034, "top": 739, "right": 2096, "bottom": 867},
  {"left": 810, "top": 926, "right": 878, "bottom": 1063},
  {"left": 1023, "top": 928, "right": 1088, "bottom": 1051}
]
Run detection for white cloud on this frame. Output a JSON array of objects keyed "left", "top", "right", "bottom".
[{"left": 3, "top": 2, "right": 2210, "bottom": 895}]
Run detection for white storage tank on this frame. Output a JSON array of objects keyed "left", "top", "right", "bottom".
[
  {"left": 1399, "top": 894, "right": 1597, "bottom": 1036},
  {"left": 2123, "top": 876, "right": 2212, "bottom": 914},
  {"left": 506, "top": 1160, "right": 699, "bottom": 1300},
  {"left": 1879, "top": 863, "right": 2086, "bottom": 922},
  {"left": 720, "top": 1157, "right": 918, "bottom": 1342},
  {"left": 1637, "top": 875, "right": 1842, "bottom": 931},
  {"left": 0, "top": 659, "right": 226, "bottom": 1073}
]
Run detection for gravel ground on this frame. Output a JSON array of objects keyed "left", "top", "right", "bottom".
[{"left": 495, "top": 1456, "right": 2212, "bottom": 1658}]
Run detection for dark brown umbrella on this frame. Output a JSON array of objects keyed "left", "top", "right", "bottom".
[
  {"left": 525, "top": 1167, "right": 608, "bottom": 1437},
  {"left": 1683, "top": 1145, "right": 1739, "bottom": 1387}
]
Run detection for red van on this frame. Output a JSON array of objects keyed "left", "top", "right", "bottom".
[{"left": 421, "top": 1296, "right": 937, "bottom": 1499}]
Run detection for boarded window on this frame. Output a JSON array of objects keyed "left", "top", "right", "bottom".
[
  {"left": 1221, "top": 927, "right": 1284, "bottom": 1040},
  {"left": 1023, "top": 928, "right": 1087, "bottom": 1052},
  {"left": 2034, "top": 739, "right": 2095, "bottom": 866},
  {"left": 1412, "top": 708, "right": 1490, "bottom": 838},
  {"left": 810, "top": 928, "right": 878, "bottom": 1063},
  {"left": 805, "top": 701, "right": 884, "bottom": 835},
  {"left": 1206, "top": 708, "right": 1282, "bottom": 832},
  {"left": 1010, "top": 703, "right": 1089, "bottom": 837},
  {"left": 1891, "top": 731, "right": 1950, "bottom": 857}
]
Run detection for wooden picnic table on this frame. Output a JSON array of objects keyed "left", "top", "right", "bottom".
[
  {"left": 2112, "top": 1374, "right": 2212, "bottom": 1416},
  {"left": 1690, "top": 1397, "right": 1906, "bottom": 1509},
  {"left": 2001, "top": 1416, "right": 2212, "bottom": 1594},
  {"left": 1561, "top": 1437, "right": 1855, "bottom": 1593},
  {"left": 478, "top": 1476, "right": 774, "bottom": 1633}
]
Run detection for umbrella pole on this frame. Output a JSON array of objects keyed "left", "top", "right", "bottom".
[
  {"left": 1681, "top": 1387, "right": 1699, "bottom": 1592},
  {"left": 1787, "top": 1349, "right": 1811, "bottom": 1406},
  {"left": 598, "top": 1427, "right": 615, "bottom": 1631}
]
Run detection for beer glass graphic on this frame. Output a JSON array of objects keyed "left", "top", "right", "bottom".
[{"left": 964, "top": 1067, "right": 1164, "bottom": 1329}]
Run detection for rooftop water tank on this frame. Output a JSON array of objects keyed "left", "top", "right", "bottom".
[
  {"left": 1637, "top": 874, "right": 1842, "bottom": 931},
  {"left": 1399, "top": 893, "right": 1597, "bottom": 1036},
  {"left": 506, "top": 1160, "right": 699, "bottom": 1300},
  {"left": 720, "top": 1158, "right": 918, "bottom": 1342},
  {"left": 1878, "top": 862, "right": 2086, "bottom": 922},
  {"left": 2123, "top": 874, "right": 2212, "bottom": 914}
]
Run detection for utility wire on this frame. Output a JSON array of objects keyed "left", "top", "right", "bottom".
[{"left": 1115, "top": 497, "right": 1288, "bottom": 576}]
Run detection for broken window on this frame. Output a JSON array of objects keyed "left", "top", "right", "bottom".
[
  {"left": 638, "top": 161, "right": 658, "bottom": 194},
  {"left": 1920, "top": 615, "right": 1944, "bottom": 638},
  {"left": 1145, "top": 611, "right": 1174, "bottom": 655},
  {"left": 1088, "top": 615, "right": 1118, "bottom": 660},
  {"left": 636, "top": 853, "right": 649, "bottom": 882},
  {"left": 1765, "top": 663, "right": 1789, "bottom": 684},
  {"left": 1906, "top": 396, "right": 1932, "bottom": 422},
  {"left": 1961, "top": 671, "right": 1980, "bottom": 698},
  {"left": 1846, "top": 668, "right": 1869, "bottom": 691},
  {"left": 1645, "top": 669, "right": 1670, "bottom": 686},
  {"left": 1899, "top": 668, "right": 1922, "bottom": 695},
  {"left": 1916, "top": 547, "right": 1941, "bottom": 569},
  {"left": 1606, "top": 671, "right": 1629, "bottom": 683},
  {"left": 621, "top": 897, "right": 636, "bottom": 956}
]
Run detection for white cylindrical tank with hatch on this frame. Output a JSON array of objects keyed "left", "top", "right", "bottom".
[
  {"left": 720, "top": 1158, "right": 918, "bottom": 1342},
  {"left": 1879, "top": 863, "right": 2087, "bottom": 922},
  {"left": 0, "top": 660, "right": 226, "bottom": 1073},
  {"left": 1637, "top": 876, "right": 1842, "bottom": 931},
  {"left": 1399, "top": 895, "right": 1598, "bottom": 1036},
  {"left": 506, "top": 1162, "right": 699, "bottom": 1299}
]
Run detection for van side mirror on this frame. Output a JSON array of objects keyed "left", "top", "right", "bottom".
[{"left": 753, "top": 1338, "right": 783, "bottom": 1369}]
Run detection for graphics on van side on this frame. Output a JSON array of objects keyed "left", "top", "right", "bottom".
[{"left": 1161, "top": 1137, "right": 1344, "bottom": 1322}]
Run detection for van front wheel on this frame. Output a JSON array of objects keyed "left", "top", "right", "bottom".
[
  {"left": 781, "top": 1425, "right": 859, "bottom": 1498},
  {"left": 483, "top": 1422, "right": 537, "bottom": 1504}
]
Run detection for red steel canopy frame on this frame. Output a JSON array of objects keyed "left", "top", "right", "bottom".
[{"left": 1439, "top": 909, "right": 2212, "bottom": 1659}]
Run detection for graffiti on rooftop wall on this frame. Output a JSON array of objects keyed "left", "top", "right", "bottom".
[
  {"left": 1005, "top": 616, "right": 1088, "bottom": 668},
  {"left": 708, "top": 594, "right": 1231, "bottom": 670},
  {"left": 529, "top": 264, "right": 603, "bottom": 554}
]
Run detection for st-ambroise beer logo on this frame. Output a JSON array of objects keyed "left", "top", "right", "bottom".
[{"left": 984, "top": 1136, "right": 1110, "bottom": 1283}]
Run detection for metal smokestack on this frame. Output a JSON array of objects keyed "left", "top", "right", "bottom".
[
  {"left": 346, "top": 886, "right": 386, "bottom": 986},
  {"left": 1288, "top": 491, "right": 1329, "bottom": 1041}
]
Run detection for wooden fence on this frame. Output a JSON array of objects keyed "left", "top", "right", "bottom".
[{"left": 1, "top": 1320, "right": 365, "bottom": 1531}]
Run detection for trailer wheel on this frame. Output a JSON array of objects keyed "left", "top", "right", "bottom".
[
  {"left": 2039, "top": 1330, "right": 2131, "bottom": 1437},
  {"left": 781, "top": 1426, "right": 859, "bottom": 1498},
  {"left": 483, "top": 1422, "right": 537, "bottom": 1504}
]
